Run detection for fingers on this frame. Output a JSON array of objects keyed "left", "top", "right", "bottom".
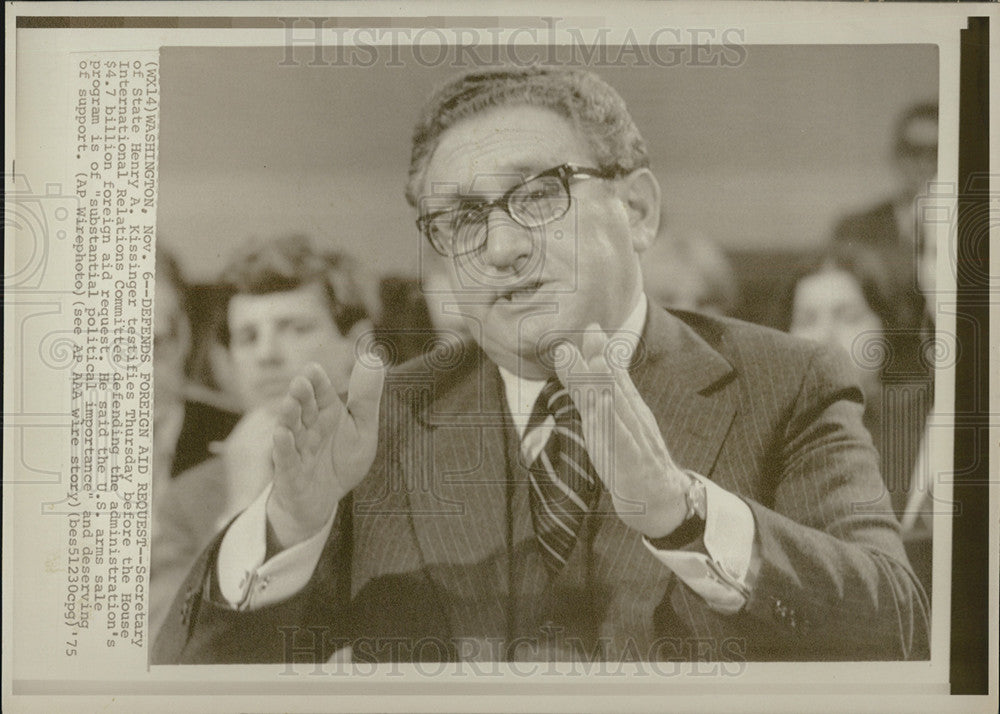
[
  {"left": 301, "top": 362, "right": 337, "bottom": 416},
  {"left": 554, "top": 339, "right": 603, "bottom": 422},
  {"left": 345, "top": 353, "right": 386, "bottom": 437},
  {"left": 555, "top": 327, "right": 644, "bottom": 440},
  {"left": 277, "top": 384, "right": 305, "bottom": 435},
  {"left": 552, "top": 337, "right": 631, "bottom": 491},
  {"left": 281, "top": 362, "right": 338, "bottom": 430},
  {"left": 278, "top": 364, "right": 343, "bottom": 452},
  {"left": 272, "top": 425, "right": 299, "bottom": 476}
]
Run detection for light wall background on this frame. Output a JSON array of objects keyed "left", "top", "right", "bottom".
[{"left": 157, "top": 44, "right": 938, "bottom": 283}]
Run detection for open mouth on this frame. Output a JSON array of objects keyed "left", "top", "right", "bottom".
[{"left": 498, "top": 281, "right": 544, "bottom": 303}]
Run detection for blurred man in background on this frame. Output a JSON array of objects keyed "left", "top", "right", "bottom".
[
  {"left": 833, "top": 102, "right": 938, "bottom": 335},
  {"left": 641, "top": 224, "right": 738, "bottom": 317},
  {"left": 149, "top": 234, "right": 379, "bottom": 637}
]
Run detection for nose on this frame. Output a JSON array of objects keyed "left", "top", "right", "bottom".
[
  {"left": 254, "top": 326, "right": 282, "bottom": 365},
  {"left": 480, "top": 208, "right": 534, "bottom": 272}
]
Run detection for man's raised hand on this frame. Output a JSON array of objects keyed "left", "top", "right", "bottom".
[
  {"left": 267, "top": 357, "right": 386, "bottom": 549},
  {"left": 554, "top": 325, "right": 691, "bottom": 540}
]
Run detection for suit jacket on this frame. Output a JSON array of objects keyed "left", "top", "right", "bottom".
[
  {"left": 152, "top": 305, "right": 929, "bottom": 663},
  {"left": 834, "top": 201, "right": 901, "bottom": 251},
  {"left": 170, "top": 400, "right": 241, "bottom": 477},
  {"left": 149, "top": 454, "right": 262, "bottom": 640},
  {"left": 833, "top": 200, "right": 926, "bottom": 334}
]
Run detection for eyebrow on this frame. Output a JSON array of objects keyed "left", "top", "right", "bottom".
[
  {"left": 229, "top": 313, "right": 320, "bottom": 331},
  {"left": 508, "top": 162, "right": 548, "bottom": 178},
  {"left": 422, "top": 162, "right": 559, "bottom": 211},
  {"left": 465, "top": 163, "right": 555, "bottom": 195}
]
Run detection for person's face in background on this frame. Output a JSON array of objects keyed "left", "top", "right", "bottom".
[
  {"left": 895, "top": 116, "right": 938, "bottom": 201},
  {"left": 419, "top": 105, "right": 658, "bottom": 379},
  {"left": 643, "top": 258, "right": 714, "bottom": 315},
  {"left": 640, "top": 234, "right": 734, "bottom": 318},
  {"left": 789, "top": 267, "right": 885, "bottom": 386},
  {"left": 226, "top": 281, "right": 365, "bottom": 412},
  {"left": 153, "top": 267, "right": 191, "bottom": 420}
]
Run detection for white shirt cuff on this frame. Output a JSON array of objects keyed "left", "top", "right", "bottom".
[
  {"left": 216, "top": 483, "right": 337, "bottom": 610},
  {"left": 643, "top": 473, "right": 759, "bottom": 615}
]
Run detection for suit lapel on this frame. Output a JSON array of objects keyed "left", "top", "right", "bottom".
[
  {"left": 404, "top": 352, "right": 510, "bottom": 640},
  {"left": 631, "top": 304, "right": 738, "bottom": 480}
]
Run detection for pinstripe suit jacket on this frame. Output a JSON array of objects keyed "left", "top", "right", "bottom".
[{"left": 152, "top": 304, "right": 929, "bottom": 663}]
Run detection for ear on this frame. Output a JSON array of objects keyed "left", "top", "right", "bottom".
[{"left": 618, "top": 168, "right": 661, "bottom": 253}]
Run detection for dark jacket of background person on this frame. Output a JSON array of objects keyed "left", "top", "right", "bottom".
[
  {"left": 832, "top": 102, "right": 938, "bottom": 341},
  {"left": 833, "top": 203, "right": 927, "bottom": 339}
]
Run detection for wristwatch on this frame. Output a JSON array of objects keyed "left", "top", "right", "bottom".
[{"left": 646, "top": 473, "right": 707, "bottom": 550}]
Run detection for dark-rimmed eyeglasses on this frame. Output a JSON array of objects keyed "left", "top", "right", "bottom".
[{"left": 416, "top": 163, "right": 623, "bottom": 258}]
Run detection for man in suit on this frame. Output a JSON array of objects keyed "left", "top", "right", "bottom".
[
  {"left": 833, "top": 102, "right": 938, "bottom": 336},
  {"left": 153, "top": 67, "right": 928, "bottom": 664}
]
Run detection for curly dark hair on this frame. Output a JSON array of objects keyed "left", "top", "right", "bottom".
[
  {"left": 217, "top": 233, "right": 380, "bottom": 345},
  {"left": 405, "top": 66, "right": 649, "bottom": 208}
]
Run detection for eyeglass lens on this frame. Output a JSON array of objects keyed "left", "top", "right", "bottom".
[{"left": 434, "top": 174, "right": 571, "bottom": 255}]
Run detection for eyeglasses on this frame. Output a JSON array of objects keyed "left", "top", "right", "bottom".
[{"left": 416, "top": 163, "right": 623, "bottom": 258}]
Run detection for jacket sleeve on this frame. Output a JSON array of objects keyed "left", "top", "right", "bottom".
[
  {"left": 148, "top": 476, "right": 206, "bottom": 644},
  {"left": 150, "top": 494, "right": 354, "bottom": 665},
  {"left": 669, "top": 344, "right": 930, "bottom": 660},
  {"left": 150, "top": 362, "right": 423, "bottom": 665}
]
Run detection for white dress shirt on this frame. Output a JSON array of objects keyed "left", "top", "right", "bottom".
[{"left": 215, "top": 295, "right": 759, "bottom": 615}]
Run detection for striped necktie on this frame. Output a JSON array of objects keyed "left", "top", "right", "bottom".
[{"left": 523, "top": 377, "right": 602, "bottom": 574}]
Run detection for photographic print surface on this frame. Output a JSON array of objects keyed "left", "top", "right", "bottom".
[{"left": 3, "top": 3, "right": 994, "bottom": 713}]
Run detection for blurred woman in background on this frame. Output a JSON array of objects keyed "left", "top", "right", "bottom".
[{"left": 779, "top": 243, "right": 932, "bottom": 519}]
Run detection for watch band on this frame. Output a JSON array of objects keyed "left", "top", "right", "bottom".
[{"left": 646, "top": 474, "right": 707, "bottom": 550}]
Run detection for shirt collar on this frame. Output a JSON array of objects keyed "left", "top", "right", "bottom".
[{"left": 497, "top": 293, "right": 648, "bottom": 438}]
